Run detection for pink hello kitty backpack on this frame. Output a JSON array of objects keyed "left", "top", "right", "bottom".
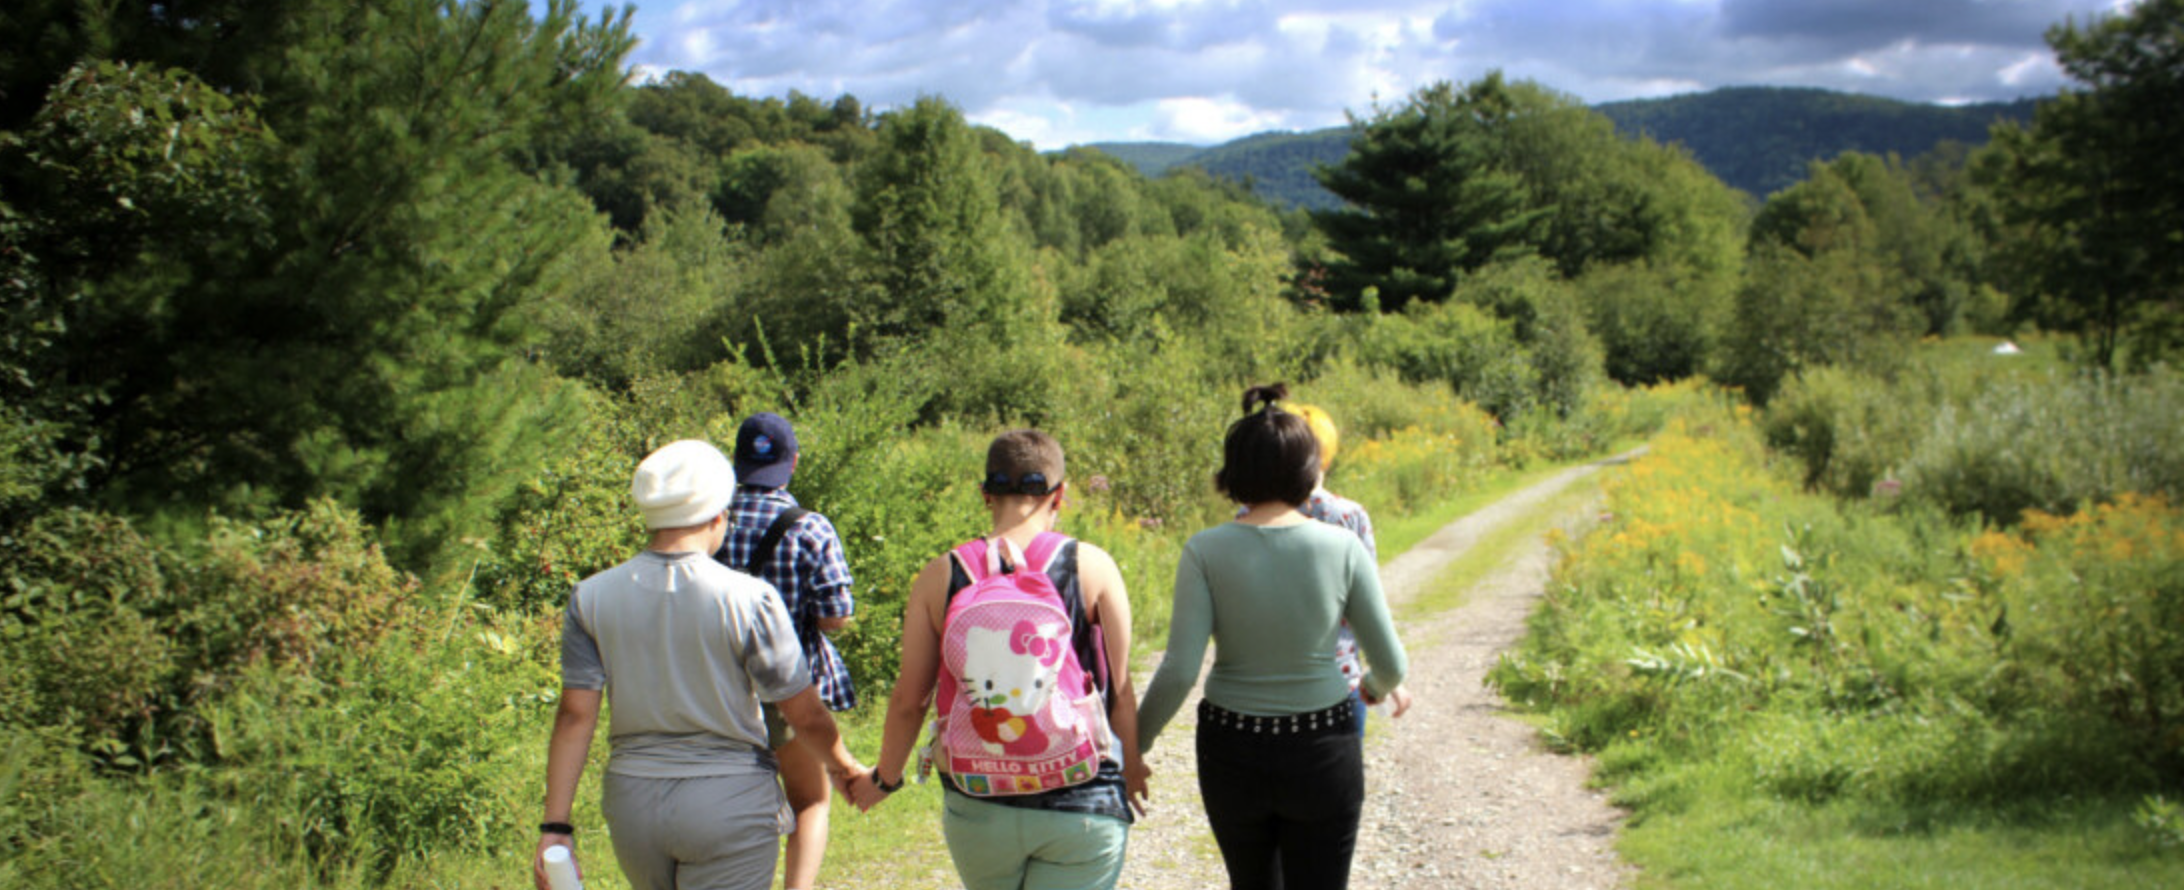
[{"left": 935, "top": 532, "right": 1111, "bottom": 797}]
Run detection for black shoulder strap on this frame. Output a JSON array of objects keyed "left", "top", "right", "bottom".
[
  {"left": 743, "top": 506, "right": 811, "bottom": 579},
  {"left": 1044, "top": 539, "right": 1114, "bottom": 707}
]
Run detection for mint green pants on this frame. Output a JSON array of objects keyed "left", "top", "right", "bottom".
[{"left": 940, "top": 793, "right": 1130, "bottom": 890}]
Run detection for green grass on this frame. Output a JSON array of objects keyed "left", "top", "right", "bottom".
[
  {"left": 1373, "top": 444, "right": 1632, "bottom": 570},
  {"left": 1398, "top": 470, "right": 1606, "bottom": 620},
  {"left": 795, "top": 714, "right": 956, "bottom": 890},
  {"left": 1620, "top": 769, "right": 2184, "bottom": 889},
  {"left": 1912, "top": 332, "right": 2071, "bottom": 377}
]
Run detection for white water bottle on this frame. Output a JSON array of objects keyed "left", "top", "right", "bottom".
[{"left": 542, "top": 844, "right": 583, "bottom": 890}]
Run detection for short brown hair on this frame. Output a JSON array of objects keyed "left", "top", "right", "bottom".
[
  {"left": 985, "top": 429, "right": 1065, "bottom": 495},
  {"left": 1214, "top": 384, "right": 1319, "bottom": 507}
]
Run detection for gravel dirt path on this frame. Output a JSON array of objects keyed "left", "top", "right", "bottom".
[{"left": 1118, "top": 452, "right": 1642, "bottom": 890}]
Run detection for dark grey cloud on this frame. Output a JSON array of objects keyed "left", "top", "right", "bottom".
[
  {"left": 1429, "top": 0, "right": 2109, "bottom": 104},
  {"left": 1046, "top": 0, "right": 1279, "bottom": 51},
  {"left": 1720, "top": 0, "right": 2083, "bottom": 52}
]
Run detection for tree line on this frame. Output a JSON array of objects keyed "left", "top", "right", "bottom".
[
  {"left": 0, "top": 0, "right": 2172, "bottom": 607},
  {"left": 1, "top": 0, "right": 2177, "bottom": 881}
]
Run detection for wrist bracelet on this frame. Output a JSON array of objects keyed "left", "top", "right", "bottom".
[
  {"left": 540, "top": 821, "right": 576, "bottom": 836},
  {"left": 874, "top": 773, "right": 904, "bottom": 794}
]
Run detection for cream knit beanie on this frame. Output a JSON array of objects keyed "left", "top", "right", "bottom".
[{"left": 631, "top": 440, "right": 737, "bottom": 530}]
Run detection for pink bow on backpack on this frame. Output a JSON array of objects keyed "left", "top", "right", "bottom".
[{"left": 1011, "top": 620, "right": 1065, "bottom": 666}]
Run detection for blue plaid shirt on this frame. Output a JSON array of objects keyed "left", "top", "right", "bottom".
[{"left": 715, "top": 487, "right": 857, "bottom": 711}]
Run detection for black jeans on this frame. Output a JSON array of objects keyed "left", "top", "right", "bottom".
[{"left": 1194, "top": 700, "right": 1365, "bottom": 890}]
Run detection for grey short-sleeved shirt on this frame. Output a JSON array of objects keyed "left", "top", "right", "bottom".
[{"left": 561, "top": 550, "right": 813, "bottom": 779}]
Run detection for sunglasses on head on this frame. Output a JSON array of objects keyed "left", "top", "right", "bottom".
[{"left": 982, "top": 472, "right": 1059, "bottom": 497}]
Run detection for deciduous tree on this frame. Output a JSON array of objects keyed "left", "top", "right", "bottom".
[{"left": 1979, "top": 0, "right": 2183, "bottom": 369}]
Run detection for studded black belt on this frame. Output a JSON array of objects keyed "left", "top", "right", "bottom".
[{"left": 1198, "top": 698, "right": 1354, "bottom": 737}]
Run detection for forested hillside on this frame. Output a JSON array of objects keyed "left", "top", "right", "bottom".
[
  {"left": 1081, "top": 141, "right": 1200, "bottom": 176},
  {"left": 1595, "top": 86, "right": 2040, "bottom": 198},
  {"left": 2, "top": 0, "right": 2179, "bottom": 886},
  {"left": 1090, "top": 86, "right": 2040, "bottom": 207}
]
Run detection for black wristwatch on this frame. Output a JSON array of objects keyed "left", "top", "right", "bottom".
[
  {"left": 874, "top": 773, "right": 904, "bottom": 794},
  {"left": 540, "top": 822, "right": 576, "bottom": 836}
]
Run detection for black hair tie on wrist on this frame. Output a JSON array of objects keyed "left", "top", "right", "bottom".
[{"left": 540, "top": 822, "right": 576, "bottom": 836}]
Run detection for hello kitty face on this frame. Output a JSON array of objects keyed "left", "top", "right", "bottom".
[{"left": 961, "top": 623, "right": 1063, "bottom": 713}]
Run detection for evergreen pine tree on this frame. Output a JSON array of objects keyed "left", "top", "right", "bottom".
[{"left": 1313, "top": 74, "right": 1550, "bottom": 312}]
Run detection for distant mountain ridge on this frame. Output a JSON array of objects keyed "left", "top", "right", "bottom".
[{"left": 1080, "top": 86, "right": 2041, "bottom": 209}]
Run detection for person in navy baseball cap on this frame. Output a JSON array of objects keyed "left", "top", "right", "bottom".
[
  {"left": 733, "top": 412, "right": 800, "bottom": 489},
  {"left": 719, "top": 410, "right": 857, "bottom": 890}
]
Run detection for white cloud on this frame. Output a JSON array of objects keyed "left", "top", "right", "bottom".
[
  {"left": 575, "top": 0, "right": 2116, "bottom": 149},
  {"left": 1153, "top": 96, "right": 1296, "bottom": 142},
  {"left": 1998, "top": 50, "right": 2062, "bottom": 88}
]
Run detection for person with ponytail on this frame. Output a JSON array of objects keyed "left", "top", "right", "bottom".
[{"left": 1135, "top": 385, "right": 1411, "bottom": 890}]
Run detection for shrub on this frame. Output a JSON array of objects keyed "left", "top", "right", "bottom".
[
  {"left": 197, "top": 617, "right": 556, "bottom": 872},
  {"left": 1898, "top": 369, "right": 2184, "bottom": 522},
  {"left": 0, "top": 509, "right": 174, "bottom": 750},
  {"left": 1352, "top": 299, "right": 1538, "bottom": 421},
  {"left": 1761, "top": 365, "right": 1931, "bottom": 496},
  {"left": 0, "top": 502, "right": 412, "bottom": 768},
  {"left": 1494, "top": 399, "right": 2183, "bottom": 811},
  {"left": 1970, "top": 494, "right": 2184, "bottom": 782},
  {"left": 1452, "top": 258, "right": 1602, "bottom": 421},
  {"left": 1043, "top": 332, "right": 1242, "bottom": 528},
  {"left": 1577, "top": 261, "right": 1722, "bottom": 386},
  {"left": 1289, "top": 358, "right": 1481, "bottom": 440}
]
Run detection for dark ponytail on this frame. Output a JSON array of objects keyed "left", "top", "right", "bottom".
[
  {"left": 1215, "top": 383, "right": 1319, "bottom": 506},
  {"left": 1240, "top": 382, "right": 1289, "bottom": 415}
]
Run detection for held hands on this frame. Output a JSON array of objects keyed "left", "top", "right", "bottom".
[
  {"left": 1124, "top": 757, "right": 1153, "bottom": 817},
  {"left": 825, "top": 759, "right": 869, "bottom": 800},
  {"left": 823, "top": 750, "right": 900, "bottom": 813},
  {"left": 845, "top": 771, "right": 893, "bottom": 812}
]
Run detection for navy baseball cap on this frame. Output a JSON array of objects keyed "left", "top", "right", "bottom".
[{"left": 733, "top": 412, "right": 799, "bottom": 489}]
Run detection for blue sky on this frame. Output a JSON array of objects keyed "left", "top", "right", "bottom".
[{"left": 554, "top": 0, "right": 2129, "bottom": 149}]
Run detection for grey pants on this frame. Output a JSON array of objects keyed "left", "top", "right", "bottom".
[{"left": 602, "top": 772, "right": 794, "bottom": 890}]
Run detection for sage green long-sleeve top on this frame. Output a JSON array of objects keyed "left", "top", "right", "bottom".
[{"left": 1136, "top": 520, "right": 1408, "bottom": 752}]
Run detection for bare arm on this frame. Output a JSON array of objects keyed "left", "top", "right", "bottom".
[
  {"left": 777, "top": 684, "right": 863, "bottom": 782},
  {"left": 1078, "top": 544, "right": 1150, "bottom": 814},
  {"left": 534, "top": 689, "right": 601, "bottom": 890},
  {"left": 852, "top": 555, "right": 950, "bottom": 809}
]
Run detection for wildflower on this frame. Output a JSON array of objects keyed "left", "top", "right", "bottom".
[
  {"left": 1138, "top": 517, "right": 1163, "bottom": 531},
  {"left": 1087, "top": 474, "right": 1111, "bottom": 493}
]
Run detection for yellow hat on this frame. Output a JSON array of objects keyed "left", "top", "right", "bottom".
[{"left": 1289, "top": 403, "right": 1339, "bottom": 471}]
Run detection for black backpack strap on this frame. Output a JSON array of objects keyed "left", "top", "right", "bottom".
[
  {"left": 743, "top": 506, "right": 811, "bottom": 580},
  {"left": 1043, "top": 540, "right": 1115, "bottom": 708}
]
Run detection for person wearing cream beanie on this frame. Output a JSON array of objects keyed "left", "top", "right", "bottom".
[
  {"left": 631, "top": 439, "right": 738, "bottom": 529},
  {"left": 536, "top": 440, "right": 869, "bottom": 890}
]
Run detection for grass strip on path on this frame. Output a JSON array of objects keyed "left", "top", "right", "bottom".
[
  {"left": 1397, "top": 471, "right": 1606, "bottom": 620},
  {"left": 1374, "top": 443, "right": 1638, "bottom": 571}
]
